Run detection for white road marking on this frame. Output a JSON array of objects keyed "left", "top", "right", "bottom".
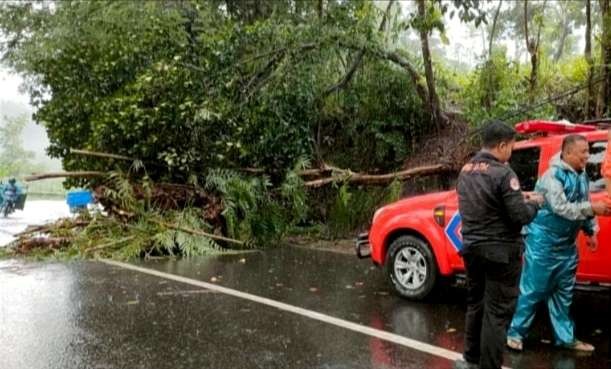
[
  {"left": 156, "top": 289, "right": 217, "bottom": 296},
  {"left": 100, "top": 259, "right": 510, "bottom": 368}
]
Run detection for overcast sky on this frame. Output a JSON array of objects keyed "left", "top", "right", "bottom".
[{"left": 0, "top": 68, "right": 29, "bottom": 106}]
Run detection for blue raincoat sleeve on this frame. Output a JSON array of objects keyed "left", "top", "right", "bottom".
[
  {"left": 581, "top": 189, "right": 598, "bottom": 236},
  {"left": 539, "top": 170, "right": 593, "bottom": 221}
]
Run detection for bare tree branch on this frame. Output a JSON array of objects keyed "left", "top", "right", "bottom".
[
  {"left": 585, "top": 0, "right": 595, "bottom": 118},
  {"left": 70, "top": 148, "right": 136, "bottom": 161},
  {"left": 24, "top": 171, "right": 105, "bottom": 182},
  {"left": 416, "top": 0, "right": 445, "bottom": 132},
  {"left": 488, "top": 0, "right": 503, "bottom": 60},
  {"left": 369, "top": 47, "right": 429, "bottom": 108},
  {"left": 304, "top": 164, "right": 449, "bottom": 187}
]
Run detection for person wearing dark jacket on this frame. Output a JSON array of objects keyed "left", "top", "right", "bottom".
[{"left": 457, "top": 121, "right": 542, "bottom": 369}]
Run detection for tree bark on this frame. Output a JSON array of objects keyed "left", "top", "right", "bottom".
[
  {"left": 483, "top": 0, "right": 504, "bottom": 109},
  {"left": 253, "top": 0, "right": 261, "bottom": 21},
  {"left": 524, "top": 0, "right": 547, "bottom": 103},
  {"left": 70, "top": 148, "right": 136, "bottom": 161},
  {"left": 303, "top": 163, "right": 449, "bottom": 187},
  {"left": 488, "top": 0, "right": 503, "bottom": 60},
  {"left": 524, "top": 0, "right": 534, "bottom": 103},
  {"left": 599, "top": 0, "right": 611, "bottom": 117},
  {"left": 17, "top": 219, "right": 90, "bottom": 237},
  {"left": 586, "top": 0, "right": 595, "bottom": 119},
  {"left": 16, "top": 237, "right": 71, "bottom": 253},
  {"left": 376, "top": 49, "right": 430, "bottom": 111},
  {"left": 317, "top": 0, "right": 323, "bottom": 19},
  {"left": 24, "top": 171, "right": 105, "bottom": 182},
  {"left": 416, "top": 0, "right": 445, "bottom": 133}
]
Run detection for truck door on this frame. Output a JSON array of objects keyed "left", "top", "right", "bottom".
[{"left": 578, "top": 140, "right": 611, "bottom": 283}]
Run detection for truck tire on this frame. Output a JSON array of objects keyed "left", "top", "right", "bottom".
[{"left": 384, "top": 235, "right": 438, "bottom": 300}]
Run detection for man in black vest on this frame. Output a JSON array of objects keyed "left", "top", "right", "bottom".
[{"left": 457, "top": 121, "right": 542, "bottom": 369}]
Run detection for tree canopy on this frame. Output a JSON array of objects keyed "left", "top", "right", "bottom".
[
  {"left": 1, "top": 0, "right": 611, "bottom": 254},
  {"left": 0, "top": 0, "right": 609, "bottom": 183}
]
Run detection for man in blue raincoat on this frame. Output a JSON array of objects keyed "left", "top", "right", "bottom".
[
  {"left": 507, "top": 134, "right": 609, "bottom": 352},
  {"left": 3, "top": 178, "right": 18, "bottom": 204}
]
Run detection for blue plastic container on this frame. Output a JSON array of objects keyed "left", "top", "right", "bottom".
[{"left": 66, "top": 190, "right": 93, "bottom": 212}]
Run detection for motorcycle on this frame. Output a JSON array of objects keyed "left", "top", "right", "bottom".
[
  {"left": 1, "top": 198, "right": 16, "bottom": 217},
  {"left": 0, "top": 181, "right": 27, "bottom": 218}
]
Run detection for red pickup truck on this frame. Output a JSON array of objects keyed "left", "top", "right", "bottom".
[{"left": 357, "top": 121, "right": 611, "bottom": 300}]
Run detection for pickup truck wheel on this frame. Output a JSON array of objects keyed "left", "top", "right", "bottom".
[{"left": 385, "top": 235, "right": 438, "bottom": 300}]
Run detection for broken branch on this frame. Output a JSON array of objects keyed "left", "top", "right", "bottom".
[
  {"left": 24, "top": 171, "right": 105, "bottom": 182},
  {"left": 303, "top": 164, "right": 449, "bottom": 187},
  {"left": 70, "top": 148, "right": 137, "bottom": 161},
  {"left": 17, "top": 219, "right": 90, "bottom": 237},
  {"left": 16, "top": 237, "right": 72, "bottom": 253}
]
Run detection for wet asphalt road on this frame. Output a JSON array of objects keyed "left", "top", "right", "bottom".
[
  {"left": 0, "top": 247, "right": 609, "bottom": 369},
  {"left": 0, "top": 200, "right": 70, "bottom": 246}
]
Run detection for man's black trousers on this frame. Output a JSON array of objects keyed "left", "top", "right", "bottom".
[{"left": 463, "top": 252, "right": 521, "bottom": 369}]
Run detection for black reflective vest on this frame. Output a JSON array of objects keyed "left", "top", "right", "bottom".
[{"left": 457, "top": 151, "right": 538, "bottom": 263}]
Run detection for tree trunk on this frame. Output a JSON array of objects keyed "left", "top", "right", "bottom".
[
  {"left": 317, "top": 0, "right": 323, "bottom": 19},
  {"left": 488, "top": 0, "right": 503, "bottom": 60},
  {"left": 599, "top": 0, "right": 611, "bottom": 117},
  {"left": 379, "top": 50, "right": 430, "bottom": 109},
  {"left": 303, "top": 164, "right": 449, "bottom": 187},
  {"left": 24, "top": 171, "right": 105, "bottom": 182},
  {"left": 524, "top": 0, "right": 534, "bottom": 103},
  {"left": 483, "top": 0, "right": 503, "bottom": 109},
  {"left": 253, "top": 0, "right": 261, "bottom": 21},
  {"left": 416, "top": 0, "right": 444, "bottom": 133},
  {"left": 553, "top": 19, "right": 570, "bottom": 62},
  {"left": 524, "top": 0, "right": 547, "bottom": 104},
  {"left": 586, "top": 0, "right": 595, "bottom": 119}
]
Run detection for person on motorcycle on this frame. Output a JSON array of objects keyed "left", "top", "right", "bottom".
[
  {"left": 4, "top": 178, "right": 17, "bottom": 200},
  {"left": 2, "top": 178, "right": 18, "bottom": 214}
]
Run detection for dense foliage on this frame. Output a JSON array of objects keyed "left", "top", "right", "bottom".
[
  {"left": 1, "top": 0, "right": 610, "bottom": 248},
  {"left": 0, "top": 1, "right": 432, "bottom": 184}
]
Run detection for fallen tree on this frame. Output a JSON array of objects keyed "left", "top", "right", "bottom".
[
  {"left": 303, "top": 164, "right": 449, "bottom": 188},
  {"left": 10, "top": 131, "right": 463, "bottom": 259},
  {"left": 24, "top": 148, "right": 453, "bottom": 188},
  {"left": 24, "top": 171, "right": 105, "bottom": 181}
]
